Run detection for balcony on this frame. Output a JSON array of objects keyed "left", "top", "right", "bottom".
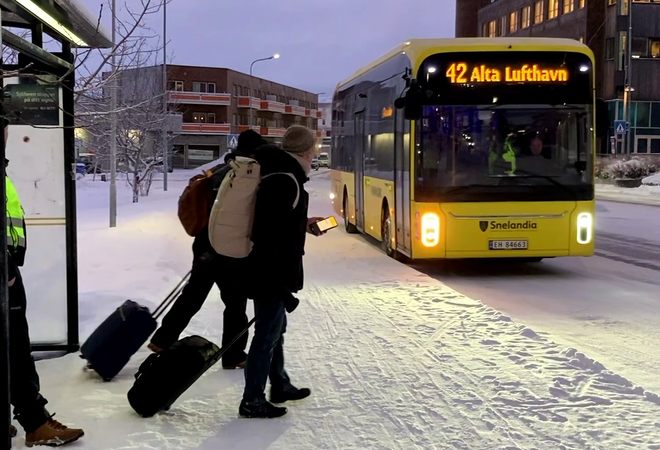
[
  {"left": 305, "top": 109, "right": 323, "bottom": 119},
  {"left": 285, "top": 104, "right": 306, "bottom": 116},
  {"left": 168, "top": 91, "right": 231, "bottom": 106},
  {"left": 236, "top": 125, "right": 262, "bottom": 133},
  {"left": 180, "top": 122, "right": 231, "bottom": 135},
  {"left": 237, "top": 96, "right": 262, "bottom": 109},
  {"left": 260, "top": 100, "right": 286, "bottom": 113},
  {"left": 260, "top": 127, "right": 287, "bottom": 137}
]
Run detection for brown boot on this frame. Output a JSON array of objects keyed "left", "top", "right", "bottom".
[
  {"left": 10, "top": 424, "right": 17, "bottom": 438},
  {"left": 25, "top": 417, "right": 84, "bottom": 447},
  {"left": 147, "top": 342, "right": 164, "bottom": 353}
]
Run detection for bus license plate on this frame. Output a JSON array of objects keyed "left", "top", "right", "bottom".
[{"left": 489, "top": 240, "right": 528, "bottom": 250}]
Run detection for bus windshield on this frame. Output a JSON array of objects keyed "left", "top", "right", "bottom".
[{"left": 416, "top": 104, "right": 594, "bottom": 202}]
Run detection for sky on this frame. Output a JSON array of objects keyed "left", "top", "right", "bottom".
[{"left": 78, "top": 0, "right": 456, "bottom": 99}]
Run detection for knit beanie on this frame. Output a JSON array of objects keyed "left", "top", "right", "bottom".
[
  {"left": 282, "top": 125, "right": 316, "bottom": 155},
  {"left": 236, "top": 130, "right": 267, "bottom": 155}
]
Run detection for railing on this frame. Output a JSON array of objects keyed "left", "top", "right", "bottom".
[{"left": 168, "top": 91, "right": 231, "bottom": 105}]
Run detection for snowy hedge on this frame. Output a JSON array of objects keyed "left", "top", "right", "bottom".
[{"left": 597, "top": 157, "right": 657, "bottom": 180}]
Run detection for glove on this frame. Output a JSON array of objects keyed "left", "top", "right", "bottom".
[{"left": 282, "top": 291, "right": 300, "bottom": 313}]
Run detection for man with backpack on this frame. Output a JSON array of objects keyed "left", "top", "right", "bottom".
[
  {"left": 148, "top": 130, "right": 267, "bottom": 370},
  {"left": 236, "top": 125, "right": 322, "bottom": 419}
]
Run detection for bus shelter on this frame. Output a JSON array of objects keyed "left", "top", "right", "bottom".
[{"left": 1, "top": 0, "right": 112, "bottom": 354}]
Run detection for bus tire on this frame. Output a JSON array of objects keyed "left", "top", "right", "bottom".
[
  {"left": 382, "top": 209, "right": 405, "bottom": 261},
  {"left": 343, "top": 193, "right": 358, "bottom": 234}
]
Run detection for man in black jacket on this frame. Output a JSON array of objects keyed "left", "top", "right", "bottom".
[
  {"left": 239, "top": 125, "right": 323, "bottom": 419},
  {"left": 149, "top": 130, "right": 267, "bottom": 369}
]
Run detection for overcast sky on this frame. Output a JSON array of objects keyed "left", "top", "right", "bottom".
[{"left": 79, "top": 0, "right": 455, "bottom": 99}]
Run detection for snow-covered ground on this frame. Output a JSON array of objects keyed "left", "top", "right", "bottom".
[
  {"left": 596, "top": 183, "right": 660, "bottom": 206},
  {"left": 11, "top": 171, "right": 660, "bottom": 449}
]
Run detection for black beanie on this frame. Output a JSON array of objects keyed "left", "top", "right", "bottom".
[{"left": 236, "top": 130, "right": 266, "bottom": 155}]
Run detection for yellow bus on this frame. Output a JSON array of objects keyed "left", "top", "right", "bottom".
[{"left": 330, "top": 38, "right": 606, "bottom": 261}]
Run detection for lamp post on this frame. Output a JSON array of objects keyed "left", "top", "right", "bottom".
[
  {"left": 248, "top": 54, "right": 279, "bottom": 130},
  {"left": 623, "top": 0, "right": 633, "bottom": 155},
  {"left": 109, "top": 0, "right": 117, "bottom": 227},
  {"left": 161, "top": 0, "right": 168, "bottom": 191}
]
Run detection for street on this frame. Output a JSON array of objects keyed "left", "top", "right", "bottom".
[{"left": 413, "top": 200, "right": 660, "bottom": 393}]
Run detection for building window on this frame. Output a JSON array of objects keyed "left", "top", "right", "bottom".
[
  {"left": 549, "top": 0, "right": 559, "bottom": 19},
  {"left": 233, "top": 84, "right": 238, "bottom": 97},
  {"left": 564, "top": 0, "right": 574, "bottom": 13},
  {"left": 521, "top": 6, "right": 532, "bottom": 28},
  {"left": 606, "top": 37, "right": 615, "bottom": 59},
  {"left": 579, "top": 36, "right": 584, "bottom": 43},
  {"left": 510, "top": 11, "right": 519, "bottom": 32},
  {"left": 534, "top": 1, "right": 544, "bottom": 24},
  {"left": 651, "top": 39, "right": 660, "bottom": 57},
  {"left": 232, "top": 114, "right": 237, "bottom": 126},
  {"left": 608, "top": 0, "right": 616, "bottom": 5},
  {"left": 192, "top": 82, "right": 209, "bottom": 93},
  {"left": 499, "top": 16, "right": 507, "bottom": 35},
  {"left": 207, "top": 83, "right": 216, "bottom": 93},
  {"left": 171, "top": 80, "right": 184, "bottom": 91},
  {"left": 618, "top": 32, "right": 627, "bottom": 71},
  {"left": 489, "top": 20, "right": 497, "bottom": 37},
  {"left": 482, "top": 22, "right": 488, "bottom": 37},
  {"left": 207, "top": 113, "right": 216, "bottom": 124},
  {"left": 579, "top": 0, "right": 585, "bottom": 8}
]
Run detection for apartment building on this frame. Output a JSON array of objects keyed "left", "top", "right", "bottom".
[
  {"left": 456, "top": 0, "right": 660, "bottom": 154},
  {"left": 164, "top": 65, "right": 322, "bottom": 167}
]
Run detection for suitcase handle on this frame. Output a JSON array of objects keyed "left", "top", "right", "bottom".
[
  {"left": 152, "top": 271, "right": 192, "bottom": 320},
  {"left": 212, "top": 317, "right": 256, "bottom": 364}
]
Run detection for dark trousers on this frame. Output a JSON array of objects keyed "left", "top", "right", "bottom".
[
  {"left": 151, "top": 253, "right": 249, "bottom": 366},
  {"left": 242, "top": 299, "right": 292, "bottom": 404},
  {"left": 9, "top": 267, "right": 50, "bottom": 433}
]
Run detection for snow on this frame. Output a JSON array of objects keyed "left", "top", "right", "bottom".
[
  {"left": 10, "top": 172, "right": 660, "bottom": 449},
  {"left": 642, "top": 172, "right": 660, "bottom": 186},
  {"left": 595, "top": 183, "right": 660, "bottom": 206}
]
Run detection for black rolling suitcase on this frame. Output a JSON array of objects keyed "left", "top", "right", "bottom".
[
  {"left": 80, "top": 271, "right": 192, "bottom": 381},
  {"left": 127, "top": 318, "right": 255, "bottom": 417}
]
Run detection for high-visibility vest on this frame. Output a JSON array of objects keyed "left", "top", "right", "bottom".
[{"left": 5, "top": 176, "right": 26, "bottom": 251}]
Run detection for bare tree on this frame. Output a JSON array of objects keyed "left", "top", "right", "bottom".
[{"left": 72, "top": 0, "right": 178, "bottom": 201}]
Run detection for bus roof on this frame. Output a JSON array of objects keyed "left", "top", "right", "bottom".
[{"left": 335, "top": 38, "right": 594, "bottom": 92}]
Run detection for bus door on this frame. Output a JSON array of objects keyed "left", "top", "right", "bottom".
[
  {"left": 394, "top": 109, "right": 411, "bottom": 256},
  {"left": 354, "top": 111, "right": 366, "bottom": 230}
]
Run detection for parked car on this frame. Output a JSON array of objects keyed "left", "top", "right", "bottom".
[
  {"left": 318, "top": 152, "right": 329, "bottom": 168},
  {"left": 312, "top": 157, "right": 320, "bottom": 171}
]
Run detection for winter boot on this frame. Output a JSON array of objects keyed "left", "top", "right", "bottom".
[
  {"left": 25, "top": 417, "right": 84, "bottom": 447},
  {"left": 10, "top": 424, "right": 17, "bottom": 438},
  {"left": 239, "top": 400, "right": 287, "bottom": 419},
  {"left": 270, "top": 386, "right": 311, "bottom": 404},
  {"left": 147, "top": 342, "right": 165, "bottom": 353}
]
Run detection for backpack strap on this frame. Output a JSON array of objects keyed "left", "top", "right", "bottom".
[{"left": 262, "top": 172, "right": 300, "bottom": 209}]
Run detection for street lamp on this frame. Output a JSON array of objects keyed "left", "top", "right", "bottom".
[{"left": 249, "top": 53, "right": 280, "bottom": 129}]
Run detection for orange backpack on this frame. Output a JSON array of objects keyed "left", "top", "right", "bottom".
[{"left": 177, "top": 165, "right": 224, "bottom": 237}]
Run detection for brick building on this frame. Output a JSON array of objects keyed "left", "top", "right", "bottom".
[
  {"left": 165, "top": 65, "right": 323, "bottom": 167},
  {"left": 456, "top": 0, "right": 660, "bottom": 154}
]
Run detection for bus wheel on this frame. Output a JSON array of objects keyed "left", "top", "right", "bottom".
[
  {"left": 343, "top": 194, "right": 358, "bottom": 234},
  {"left": 382, "top": 214, "right": 396, "bottom": 258}
]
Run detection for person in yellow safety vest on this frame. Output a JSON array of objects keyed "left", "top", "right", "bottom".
[
  {"left": 2, "top": 115, "right": 85, "bottom": 447},
  {"left": 488, "top": 132, "right": 517, "bottom": 175}
]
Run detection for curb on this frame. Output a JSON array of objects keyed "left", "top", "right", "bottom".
[{"left": 596, "top": 194, "right": 660, "bottom": 208}]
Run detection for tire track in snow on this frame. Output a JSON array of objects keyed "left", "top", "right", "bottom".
[{"left": 282, "top": 276, "right": 660, "bottom": 450}]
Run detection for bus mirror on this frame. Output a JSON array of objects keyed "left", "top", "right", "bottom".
[
  {"left": 403, "top": 89, "right": 422, "bottom": 121},
  {"left": 394, "top": 97, "right": 406, "bottom": 109},
  {"left": 595, "top": 98, "right": 608, "bottom": 139}
]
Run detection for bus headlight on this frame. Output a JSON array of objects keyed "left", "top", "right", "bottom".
[
  {"left": 577, "top": 213, "right": 592, "bottom": 244},
  {"left": 421, "top": 213, "right": 440, "bottom": 247}
]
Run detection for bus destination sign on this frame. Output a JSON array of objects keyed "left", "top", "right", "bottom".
[{"left": 445, "top": 63, "right": 570, "bottom": 84}]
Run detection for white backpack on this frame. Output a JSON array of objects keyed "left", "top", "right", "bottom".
[{"left": 208, "top": 156, "right": 300, "bottom": 258}]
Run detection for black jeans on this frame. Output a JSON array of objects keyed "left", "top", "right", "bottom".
[
  {"left": 242, "top": 298, "right": 292, "bottom": 405},
  {"left": 151, "top": 253, "right": 249, "bottom": 366},
  {"left": 9, "top": 267, "right": 50, "bottom": 433}
]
